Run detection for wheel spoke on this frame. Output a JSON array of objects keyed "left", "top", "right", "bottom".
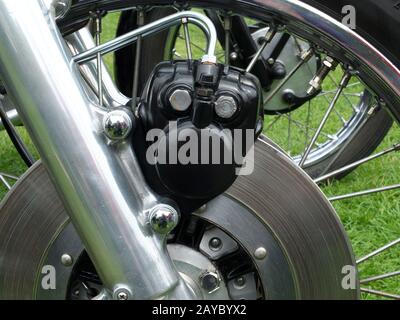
[
  {"left": 264, "top": 48, "right": 313, "bottom": 105},
  {"left": 93, "top": 11, "right": 104, "bottom": 108},
  {"left": 299, "top": 71, "right": 352, "bottom": 167},
  {"left": 360, "top": 288, "right": 400, "bottom": 300},
  {"left": 182, "top": 18, "right": 193, "bottom": 60},
  {"left": 279, "top": 113, "right": 334, "bottom": 141},
  {"left": 0, "top": 172, "right": 18, "bottom": 180},
  {"left": 287, "top": 112, "right": 292, "bottom": 154},
  {"left": 328, "top": 73, "right": 358, "bottom": 111},
  {"left": 131, "top": 9, "right": 144, "bottom": 110},
  {"left": 304, "top": 100, "right": 311, "bottom": 149},
  {"left": 360, "top": 270, "right": 400, "bottom": 284},
  {"left": 223, "top": 14, "right": 232, "bottom": 65},
  {"left": 344, "top": 92, "right": 363, "bottom": 98},
  {"left": 264, "top": 114, "right": 283, "bottom": 131},
  {"left": 177, "top": 34, "right": 206, "bottom": 54},
  {"left": 329, "top": 184, "right": 400, "bottom": 202},
  {"left": 315, "top": 142, "right": 400, "bottom": 184},
  {"left": 317, "top": 104, "right": 378, "bottom": 177},
  {"left": 357, "top": 238, "right": 400, "bottom": 264},
  {"left": 319, "top": 93, "right": 347, "bottom": 125},
  {"left": 246, "top": 27, "right": 277, "bottom": 73},
  {"left": 0, "top": 100, "right": 35, "bottom": 167},
  {"left": 0, "top": 175, "right": 11, "bottom": 190}
]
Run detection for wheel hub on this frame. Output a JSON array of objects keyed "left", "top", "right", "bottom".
[{"left": 168, "top": 244, "right": 230, "bottom": 299}]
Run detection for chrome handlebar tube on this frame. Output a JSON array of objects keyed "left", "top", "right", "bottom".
[{"left": 0, "top": 0, "right": 203, "bottom": 300}]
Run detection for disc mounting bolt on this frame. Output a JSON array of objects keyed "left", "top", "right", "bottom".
[{"left": 254, "top": 247, "right": 267, "bottom": 260}]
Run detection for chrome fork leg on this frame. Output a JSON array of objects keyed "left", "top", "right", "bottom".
[{"left": 0, "top": 0, "right": 194, "bottom": 300}]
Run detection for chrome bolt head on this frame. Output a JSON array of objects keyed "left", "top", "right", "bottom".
[
  {"left": 200, "top": 271, "right": 220, "bottom": 293},
  {"left": 103, "top": 110, "right": 133, "bottom": 140},
  {"left": 61, "top": 253, "right": 73, "bottom": 266},
  {"left": 113, "top": 287, "right": 131, "bottom": 300},
  {"left": 215, "top": 96, "right": 238, "bottom": 119},
  {"left": 254, "top": 247, "right": 267, "bottom": 260},
  {"left": 149, "top": 204, "right": 180, "bottom": 235},
  {"left": 169, "top": 89, "right": 192, "bottom": 112},
  {"left": 117, "top": 292, "right": 128, "bottom": 300},
  {"left": 209, "top": 237, "right": 222, "bottom": 251}
]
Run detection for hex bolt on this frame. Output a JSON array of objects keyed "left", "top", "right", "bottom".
[
  {"left": 61, "top": 253, "right": 73, "bottom": 267},
  {"left": 169, "top": 89, "right": 192, "bottom": 112},
  {"left": 215, "top": 96, "right": 238, "bottom": 119},
  {"left": 209, "top": 237, "right": 222, "bottom": 251},
  {"left": 149, "top": 204, "right": 180, "bottom": 235},
  {"left": 254, "top": 247, "right": 267, "bottom": 260},
  {"left": 200, "top": 271, "right": 220, "bottom": 293},
  {"left": 103, "top": 109, "right": 133, "bottom": 140}
]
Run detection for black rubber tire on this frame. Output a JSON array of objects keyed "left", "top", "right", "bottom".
[{"left": 63, "top": 0, "right": 395, "bottom": 179}]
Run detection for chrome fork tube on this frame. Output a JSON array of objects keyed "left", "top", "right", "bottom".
[{"left": 0, "top": 0, "right": 194, "bottom": 300}]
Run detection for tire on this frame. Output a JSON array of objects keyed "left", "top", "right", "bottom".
[{"left": 107, "top": 1, "right": 395, "bottom": 179}]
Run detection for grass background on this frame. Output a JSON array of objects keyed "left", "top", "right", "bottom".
[{"left": 1, "top": 12, "right": 399, "bottom": 299}]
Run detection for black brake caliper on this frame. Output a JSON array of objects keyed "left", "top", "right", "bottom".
[{"left": 133, "top": 60, "right": 263, "bottom": 214}]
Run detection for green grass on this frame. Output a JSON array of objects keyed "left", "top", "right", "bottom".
[{"left": 1, "top": 12, "right": 399, "bottom": 299}]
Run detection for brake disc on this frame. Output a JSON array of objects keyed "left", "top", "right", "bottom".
[{"left": 0, "top": 137, "right": 358, "bottom": 299}]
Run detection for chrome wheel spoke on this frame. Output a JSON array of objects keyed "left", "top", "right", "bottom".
[
  {"left": 93, "top": 11, "right": 104, "bottom": 108},
  {"left": 246, "top": 27, "right": 277, "bottom": 73},
  {"left": 131, "top": 9, "right": 144, "bottom": 110},
  {"left": 182, "top": 17, "right": 193, "bottom": 60},
  {"left": 0, "top": 172, "right": 18, "bottom": 180},
  {"left": 299, "top": 71, "right": 352, "bottom": 167},
  {"left": 320, "top": 93, "right": 347, "bottom": 125},
  {"left": 223, "top": 14, "right": 231, "bottom": 65},
  {"left": 315, "top": 142, "right": 400, "bottom": 184},
  {"left": 177, "top": 34, "right": 207, "bottom": 54},
  {"left": 287, "top": 112, "right": 292, "bottom": 154},
  {"left": 329, "top": 184, "right": 400, "bottom": 202},
  {"left": 360, "top": 288, "right": 400, "bottom": 300},
  {"left": 0, "top": 174, "right": 11, "bottom": 190},
  {"left": 360, "top": 271, "right": 400, "bottom": 285},
  {"left": 357, "top": 238, "right": 400, "bottom": 264},
  {"left": 264, "top": 114, "right": 283, "bottom": 131}
]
